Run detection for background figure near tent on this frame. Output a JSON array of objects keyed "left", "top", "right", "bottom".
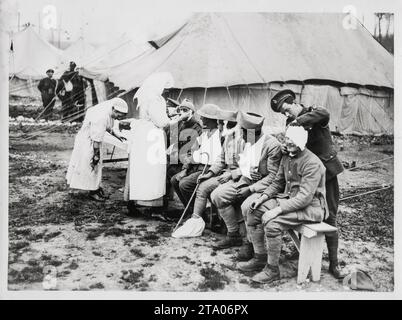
[
  {"left": 270, "top": 89, "right": 345, "bottom": 279},
  {"left": 57, "top": 61, "right": 85, "bottom": 121},
  {"left": 37, "top": 69, "right": 57, "bottom": 120}
]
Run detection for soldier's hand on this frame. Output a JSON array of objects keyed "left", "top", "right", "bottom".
[
  {"left": 250, "top": 170, "right": 262, "bottom": 182},
  {"left": 250, "top": 194, "right": 268, "bottom": 211},
  {"left": 176, "top": 169, "right": 187, "bottom": 181},
  {"left": 236, "top": 187, "right": 251, "bottom": 200},
  {"left": 288, "top": 119, "right": 299, "bottom": 127},
  {"left": 197, "top": 171, "right": 213, "bottom": 183},
  {"left": 280, "top": 143, "right": 288, "bottom": 155},
  {"left": 217, "top": 172, "right": 231, "bottom": 184}
]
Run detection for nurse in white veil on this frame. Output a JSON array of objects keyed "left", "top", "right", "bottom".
[{"left": 123, "top": 72, "right": 186, "bottom": 214}]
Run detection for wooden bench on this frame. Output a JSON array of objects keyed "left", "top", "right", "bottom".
[{"left": 288, "top": 222, "right": 337, "bottom": 284}]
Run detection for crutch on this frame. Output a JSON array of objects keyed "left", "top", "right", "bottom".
[{"left": 172, "top": 152, "right": 210, "bottom": 233}]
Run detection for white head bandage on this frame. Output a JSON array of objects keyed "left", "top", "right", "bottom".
[
  {"left": 285, "top": 126, "right": 308, "bottom": 151},
  {"left": 112, "top": 98, "right": 128, "bottom": 113}
]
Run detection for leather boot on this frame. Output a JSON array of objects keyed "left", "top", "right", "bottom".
[
  {"left": 329, "top": 261, "right": 347, "bottom": 279},
  {"left": 252, "top": 264, "right": 280, "bottom": 284},
  {"left": 213, "top": 232, "right": 242, "bottom": 250},
  {"left": 237, "top": 253, "right": 267, "bottom": 272},
  {"left": 236, "top": 241, "right": 254, "bottom": 261}
]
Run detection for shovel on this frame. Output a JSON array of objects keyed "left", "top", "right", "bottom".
[{"left": 172, "top": 152, "right": 210, "bottom": 233}]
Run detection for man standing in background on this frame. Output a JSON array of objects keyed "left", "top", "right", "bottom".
[{"left": 37, "top": 69, "right": 57, "bottom": 120}]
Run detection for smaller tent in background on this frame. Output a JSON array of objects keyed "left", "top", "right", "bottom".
[
  {"left": 9, "top": 25, "right": 64, "bottom": 98},
  {"left": 60, "top": 37, "right": 96, "bottom": 68}
]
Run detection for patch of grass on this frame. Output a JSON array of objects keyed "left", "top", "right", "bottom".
[
  {"left": 104, "top": 227, "right": 132, "bottom": 237},
  {"left": 13, "top": 228, "right": 32, "bottom": 236},
  {"left": 68, "top": 261, "right": 79, "bottom": 270},
  {"left": 120, "top": 269, "right": 145, "bottom": 289},
  {"left": 10, "top": 241, "right": 30, "bottom": 251},
  {"left": 8, "top": 265, "right": 44, "bottom": 284},
  {"left": 44, "top": 231, "right": 62, "bottom": 241},
  {"left": 197, "top": 267, "right": 230, "bottom": 291},
  {"left": 89, "top": 282, "right": 105, "bottom": 289},
  {"left": 46, "top": 259, "right": 63, "bottom": 267},
  {"left": 177, "top": 256, "right": 196, "bottom": 265},
  {"left": 130, "top": 248, "right": 145, "bottom": 258}
]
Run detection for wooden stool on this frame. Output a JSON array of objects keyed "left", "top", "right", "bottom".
[{"left": 288, "top": 222, "right": 337, "bottom": 284}]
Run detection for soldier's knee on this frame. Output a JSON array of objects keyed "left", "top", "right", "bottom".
[
  {"left": 210, "top": 188, "right": 220, "bottom": 207},
  {"left": 178, "top": 179, "right": 191, "bottom": 193},
  {"left": 246, "top": 209, "right": 262, "bottom": 227},
  {"left": 241, "top": 199, "right": 252, "bottom": 218},
  {"left": 264, "top": 221, "right": 281, "bottom": 238}
]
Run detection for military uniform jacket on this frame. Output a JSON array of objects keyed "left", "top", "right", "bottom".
[
  {"left": 167, "top": 117, "right": 202, "bottom": 164},
  {"left": 289, "top": 105, "right": 344, "bottom": 180},
  {"left": 37, "top": 78, "right": 56, "bottom": 97},
  {"left": 209, "top": 131, "right": 246, "bottom": 175},
  {"left": 263, "top": 149, "right": 328, "bottom": 222},
  {"left": 232, "top": 134, "right": 282, "bottom": 190}
]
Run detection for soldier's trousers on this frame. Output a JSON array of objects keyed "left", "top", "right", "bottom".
[{"left": 325, "top": 176, "right": 340, "bottom": 264}]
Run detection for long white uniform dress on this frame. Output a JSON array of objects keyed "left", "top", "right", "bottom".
[
  {"left": 124, "top": 95, "right": 170, "bottom": 206},
  {"left": 66, "top": 101, "right": 114, "bottom": 190}
]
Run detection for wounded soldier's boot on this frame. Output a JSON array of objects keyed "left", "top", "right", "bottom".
[
  {"left": 237, "top": 253, "right": 267, "bottom": 272},
  {"left": 251, "top": 264, "right": 280, "bottom": 284},
  {"left": 213, "top": 232, "right": 242, "bottom": 250},
  {"left": 236, "top": 241, "right": 254, "bottom": 261}
]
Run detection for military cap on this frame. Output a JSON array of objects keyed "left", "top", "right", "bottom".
[
  {"left": 218, "top": 109, "right": 238, "bottom": 122},
  {"left": 178, "top": 98, "right": 195, "bottom": 112},
  {"left": 271, "top": 89, "right": 296, "bottom": 112},
  {"left": 167, "top": 98, "right": 181, "bottom": 107},
  {"left": 196, "top": 103, "right": 221, "bottom": 120},
  {"left": 238, "top": 111, "right": 265, "bottom": 130}
]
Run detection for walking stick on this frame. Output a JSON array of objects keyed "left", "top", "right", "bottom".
[{"left": 172, "top": 152, "right": 210, "bottom": 233}]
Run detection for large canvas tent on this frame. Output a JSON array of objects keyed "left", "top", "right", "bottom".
[
  {"left": 106, "top": 13, "right": 394, "bottom": 135},
  {"left": 9, "top": 26, "right": 64, "bottom": 98}
]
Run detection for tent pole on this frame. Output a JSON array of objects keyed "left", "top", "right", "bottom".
[
  {"left": 226, "top": 86, "right": 234, "bottom": 110},
  {"left": 203, "top": 87, "right": 207, "bottom": 105}
]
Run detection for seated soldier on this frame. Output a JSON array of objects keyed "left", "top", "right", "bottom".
[
  {"left": 239, "top": 126, "right": 328, "bottom": 284},
  {"left": 210, "top": 111, "right": 282, "bottom": 250},
  {"left": 188, "top": 110, "right": 242, "bottom": 224},
  {"left": 165, "top": 99, "right": 202, "bottom": 203},
  {"left": 170, "top": 104, "right": 223, "bottom": 214}
]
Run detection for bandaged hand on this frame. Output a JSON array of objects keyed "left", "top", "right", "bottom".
[
  {"left": 217, "top": 171, "right": 231, "bottom": 184},
  {"left": 262, "top": 206, "right": 282, "bottom": 226}
]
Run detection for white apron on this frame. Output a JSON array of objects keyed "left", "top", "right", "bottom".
[
  {"left": 127, "top": 118, "right": 167, "bottom": 202},
  {"left": 66, "top": 102, "right": 113, "bottom": 190}
]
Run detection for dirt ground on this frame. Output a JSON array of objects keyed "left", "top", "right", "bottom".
[{"left": 8, "top": 129, "right": 394, "bottom": 292}]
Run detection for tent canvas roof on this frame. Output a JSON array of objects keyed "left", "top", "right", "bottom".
[
  {"left": 61, "top": 37, "right": 96, "bottom": 65},
  {"left": 79, "top": 36, "right": 155, "bottom": 81},
  {"left": 9, "top": 26, "right": 64, "bottom": 80},
  {"left": 108, "top": 12, "right": 393, "bottom": 90}
]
